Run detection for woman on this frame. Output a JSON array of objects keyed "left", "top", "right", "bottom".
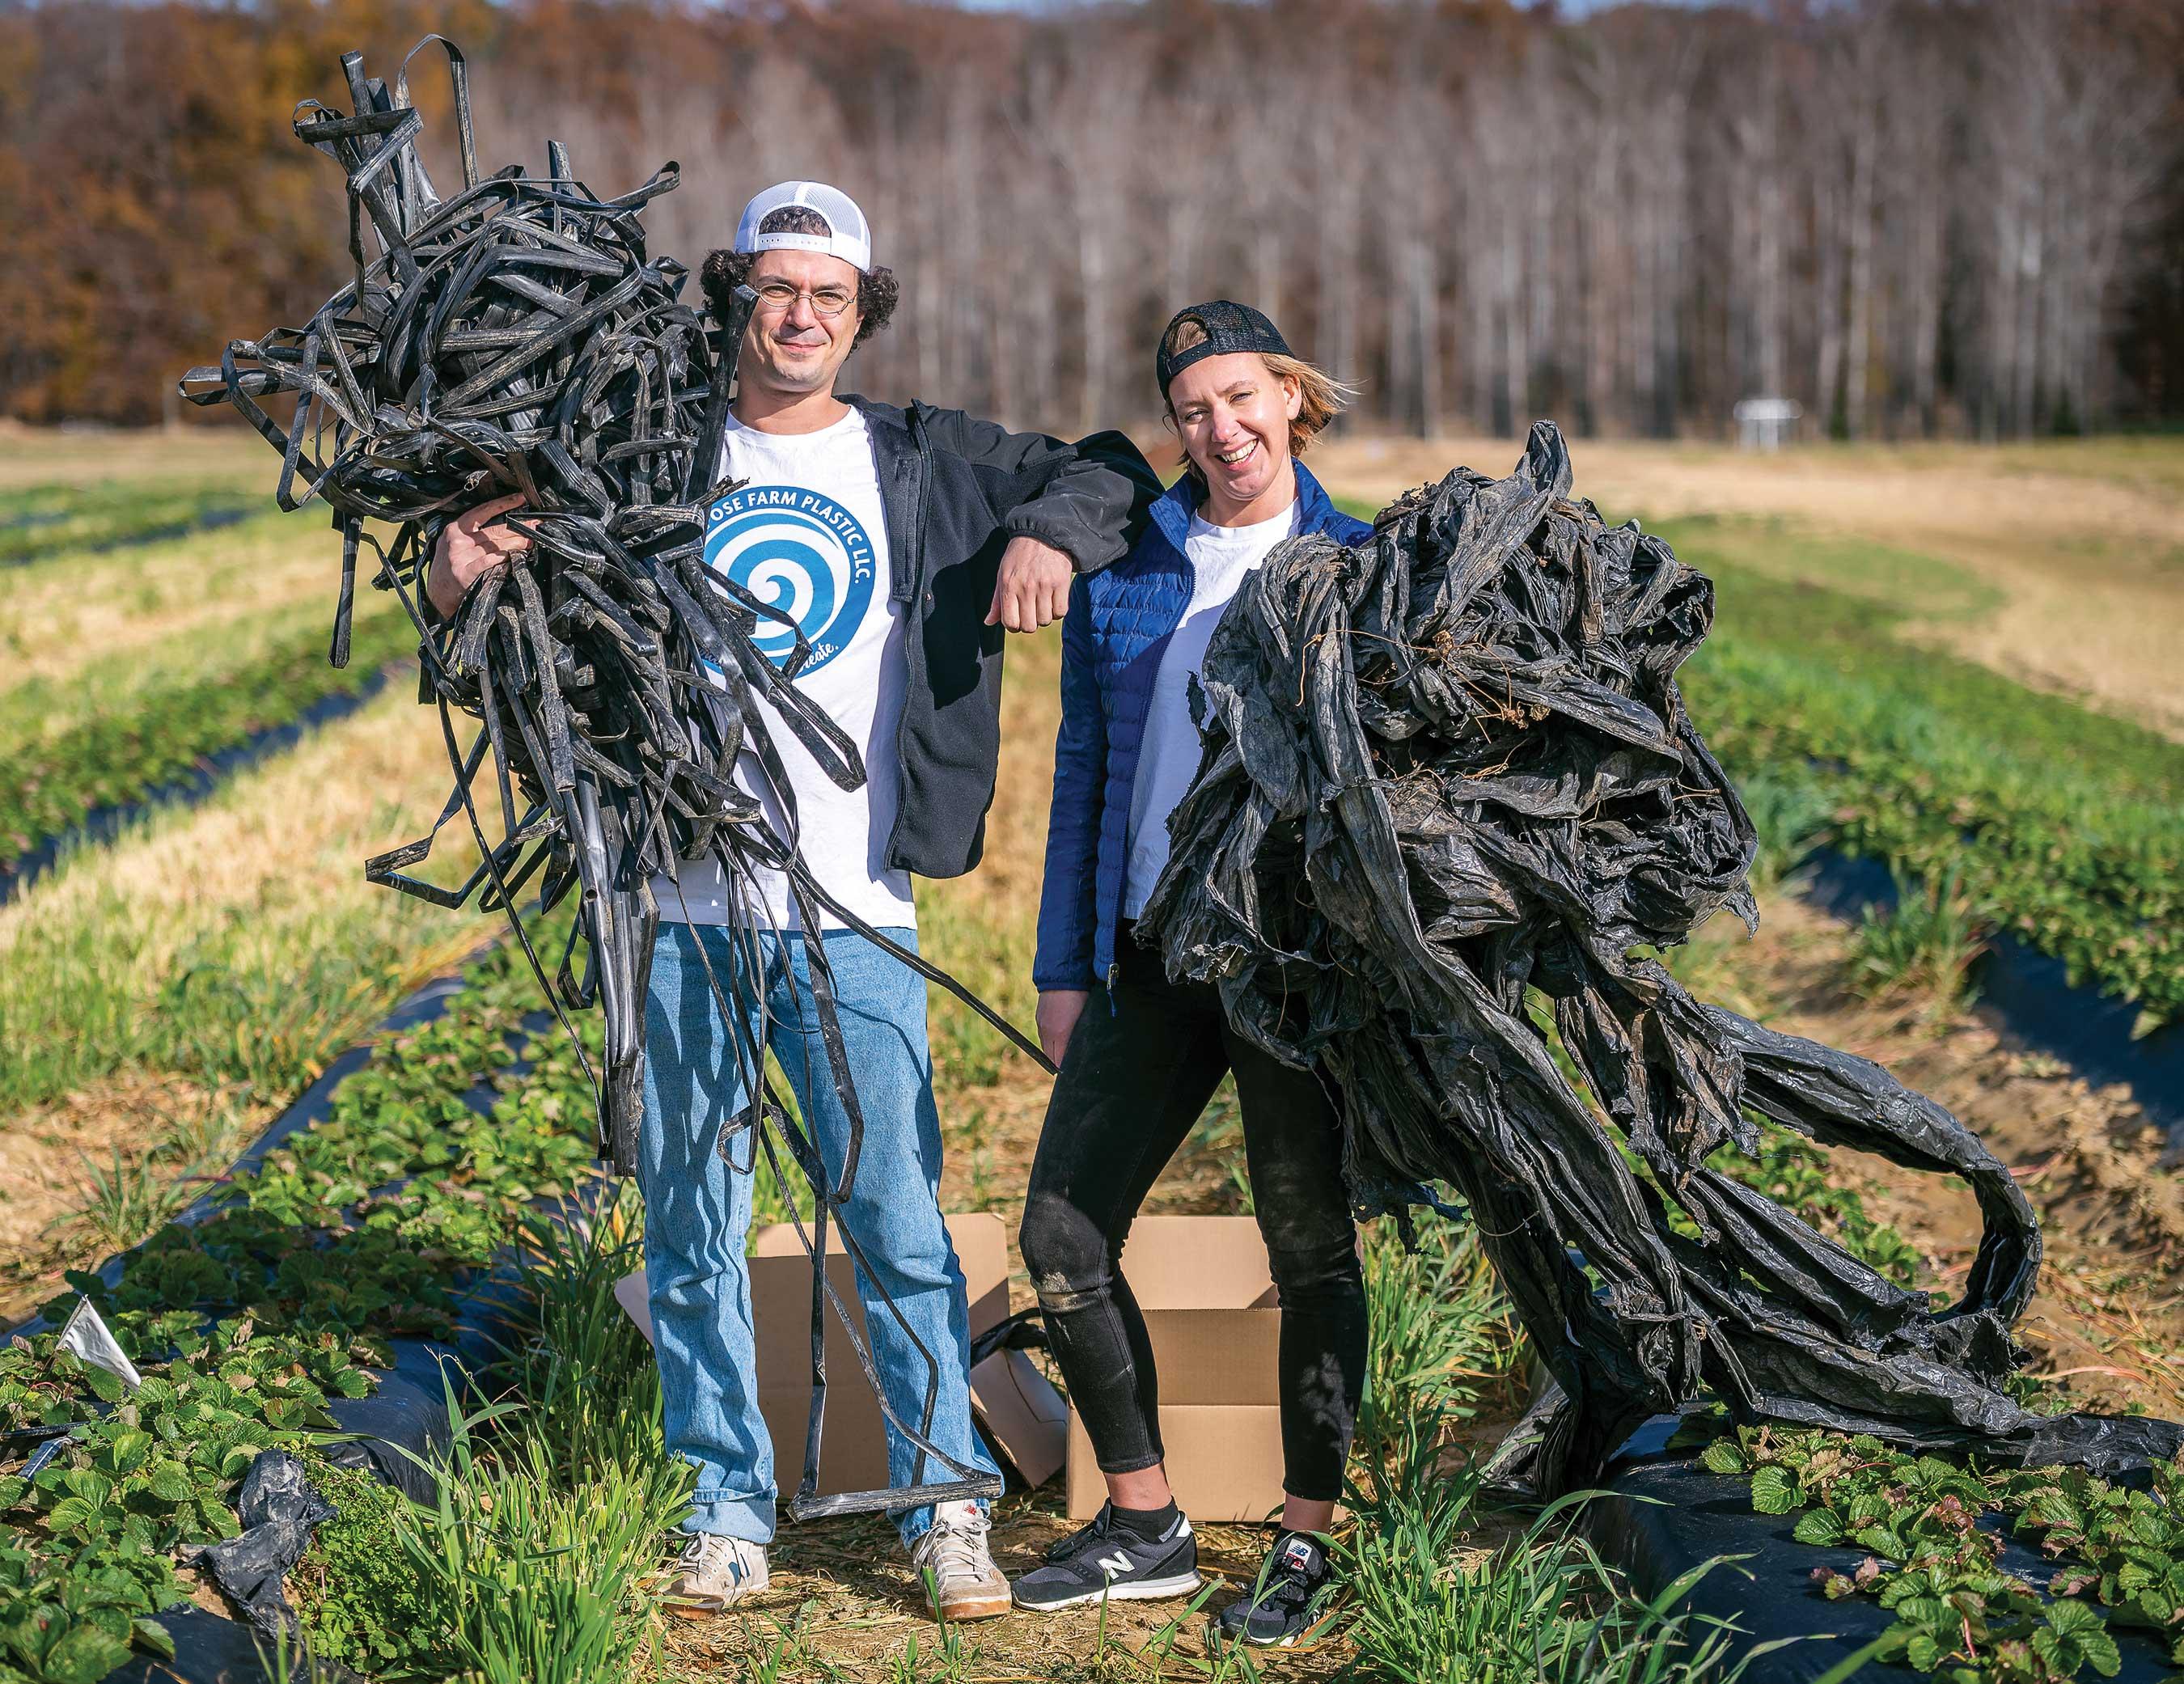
[{"left": 1014, "top": 301, "right": 1371, "bottom": 1648}]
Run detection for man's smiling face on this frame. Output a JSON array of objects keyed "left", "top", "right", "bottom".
[{"left": 738, "top": 248, "right": 864, "bottom": 402}]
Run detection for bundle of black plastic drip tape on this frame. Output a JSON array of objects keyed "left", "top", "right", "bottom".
[
  {"left": 1139, "top": 421, "right": 2182, "bottom": 1500},
  {"left": 180, "top": 37, "right": 1029, "bottom": 1521}
]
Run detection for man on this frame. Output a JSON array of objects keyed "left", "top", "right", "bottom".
[{"left": 426, "top": 180, "right": 1151, "bottom": 1619}]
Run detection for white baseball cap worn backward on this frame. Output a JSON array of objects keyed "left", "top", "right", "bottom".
[{"left": 733, "top": 181, "right": 874, "bottom": 273}]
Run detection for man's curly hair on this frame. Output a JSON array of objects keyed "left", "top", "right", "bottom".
[{"left": 700, "top": 205, "right": 899, "bottom": 348}]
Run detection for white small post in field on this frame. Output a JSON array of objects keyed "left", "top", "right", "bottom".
[{"left": 1733, "top": 396, "right": 1802, "bottom": 451}]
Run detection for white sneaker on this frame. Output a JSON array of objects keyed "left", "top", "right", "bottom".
[
  {"left": 910, "top": 1501, "right": 1012, "bottom": 1621},
  {"left": 662, "top": 1530, "right": 768, "bottom": 1617}
]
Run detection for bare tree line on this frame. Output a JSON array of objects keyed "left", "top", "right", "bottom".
[
  {"left": 477, "top": 0, "right": 2184, "bottom": 440},
  {"left": 4, "top": 0, "right": 2179, "bottom": 437}
]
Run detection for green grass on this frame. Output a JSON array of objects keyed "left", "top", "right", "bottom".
[
  {"left": 48, "top": 1143, "right": 214, "bottom": 1259},
  {"left": 1682, "top": 554, "right": 2184, "bottom": 1026},
  {"left": 385, "top": 1388, "right": 689, "bottom": 1684},
  {"left": 0, "top": 593, "right": 414, "bottom": 867},
  {"left": 0, "top": 683, "right": 478, "bottom": 1126},
  {"left": 0, "top": 480, "right": 261, "bottom": 567},
  {"left": 1671, "top": 518, "right": 2184, "bottom": 809},
  {"left": 1341, "top": 1431, "right": 1796, "bottom": 1683},
  {"left": 0, "top": 874, "right": 467, "bottom": 1119},
  {"left": 1845, "top": 863, "right": 1994, "bottom": 1013},
  {"left": 1357, "top": 1218, "right": 1526, "bottom": 1462},
  {"left": 1654, "top": 512, "right": 2007, "bottom": 624}
]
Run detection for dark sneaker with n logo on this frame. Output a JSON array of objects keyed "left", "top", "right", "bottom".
[
  {"left": 1215, "top": 1530, "right": 1334, "bottom": 1647},
  {"left": 1012, "top": 1502, "right": 1200, "bottom": 1610}
]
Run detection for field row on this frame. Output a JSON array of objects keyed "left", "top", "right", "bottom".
[
  {"left": 0, "top": 480, "right": 260, "bottom": 569},
  {"left": 0, "top": 594, "right": 413, "bottom": 872},
  {"left": 1672, "top": 526, "right": 2184, "bottom": 1029}
]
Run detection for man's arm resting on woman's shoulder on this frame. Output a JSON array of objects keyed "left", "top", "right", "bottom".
[{"left": 916, "top": 405, "right": 1161, "bottom": 629}]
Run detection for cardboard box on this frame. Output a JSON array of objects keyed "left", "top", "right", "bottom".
[
  {"left": 616, "top": 1212, "right": 1064, "bottom": 1501},
  {"left": 971, "top": 1346, "right": 1070, "bottom": 1489},
  {"left": 1063, "top": 1215, "right": 1293, "bottom": 1522}
]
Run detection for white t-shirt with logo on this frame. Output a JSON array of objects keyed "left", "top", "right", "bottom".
[
  {"left": 1121, "top": 497, "right": 1302, "bottom": 920},
  {"left": 652, "top": 406, "right": 916, "bottom": 933}
]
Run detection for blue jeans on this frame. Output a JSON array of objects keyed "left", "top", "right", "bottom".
[{"left": 637, "top": 920, "right": 996, "bottom": 1547}]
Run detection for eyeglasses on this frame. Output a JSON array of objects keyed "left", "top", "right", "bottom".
[{"left": 751, "top": 281, "right": 858, "bottom": 318}]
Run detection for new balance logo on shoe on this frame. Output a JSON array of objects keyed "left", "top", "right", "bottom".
[{"left": 1013, "top": 1504, "right": 1203, "bottom": 1612}]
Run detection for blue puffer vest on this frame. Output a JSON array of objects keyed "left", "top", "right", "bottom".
[{"left": 1032, "top": 463, "right": 1371, "bottom": 994}]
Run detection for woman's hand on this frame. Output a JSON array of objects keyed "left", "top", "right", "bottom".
[
  {"left": 426, "top": 493, "right": 531, "bottom": 619},
  {"left": 1036, "top": 988, "right": 1090, "bottom": 1068}
]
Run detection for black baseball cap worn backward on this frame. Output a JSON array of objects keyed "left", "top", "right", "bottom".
[{"left": 1157, "top": 301, "right": 1293, "bottom": 400}]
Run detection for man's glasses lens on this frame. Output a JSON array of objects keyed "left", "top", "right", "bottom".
[{"left": 756, "top": 282, "right": 856, "bottom": 317}]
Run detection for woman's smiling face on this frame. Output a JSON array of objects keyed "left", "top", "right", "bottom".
[{"left": 1166, "top": 352, "right": 1303, "bottom": 523}]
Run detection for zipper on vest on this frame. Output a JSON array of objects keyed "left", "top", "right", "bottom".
[{"left": 883, "top": 408, "right": 933, "bottom": 873}]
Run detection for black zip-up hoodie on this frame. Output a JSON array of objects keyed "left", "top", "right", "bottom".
[{"left": 841, "top": 395, "right": 1158, "bottom": 880}]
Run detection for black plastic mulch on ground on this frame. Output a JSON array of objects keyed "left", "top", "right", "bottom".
[
  {"left": 0, "top": 670, "right": 398, "bottom": 910},
  {"left": 1139, "top": 421, "right": 2184, "bottom": 1502},
  {"left": 1799, "top": 849, "right": 2184, "bottom": 1157},
  {"left": 101, "top": 1610, "right": 364, "bottom": 1684}
]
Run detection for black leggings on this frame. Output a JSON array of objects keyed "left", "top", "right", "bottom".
[{"left": 1018, "top": 929, "right": 1367, "bottom": 1504}]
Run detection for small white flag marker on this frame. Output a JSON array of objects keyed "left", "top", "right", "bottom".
[{"left": 54, "top": 1296, "right": 142, "bottom": 1391}]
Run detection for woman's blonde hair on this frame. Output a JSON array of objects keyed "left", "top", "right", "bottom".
[{"left": 1159, "top": 315, "right": 1357, "bottom": 477}]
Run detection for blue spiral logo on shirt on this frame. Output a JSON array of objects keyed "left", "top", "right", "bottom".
[{"left": 702, "top": 485, "right": 878, "bottom": 673}]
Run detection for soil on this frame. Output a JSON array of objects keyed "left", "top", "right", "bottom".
[{"left": 0, "top": 1075, "right": 270, "bottom": 1323}]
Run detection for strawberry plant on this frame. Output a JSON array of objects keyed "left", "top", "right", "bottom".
[
  {"left": 0, "top": 924, "right": 603, "bottom": 1673},
  {"left": 0, "top": 1543, "right": 177, "bottom": 1684},
  {"left": 2011, "top": 1459, "right": 2184, "bottom": 1667},
  {"left": 1708, "top": 1424, "right": 2174, "bottom": 1681},
  {"left": 0, "top": 1319, "right": 377, "bottom": 1680}
]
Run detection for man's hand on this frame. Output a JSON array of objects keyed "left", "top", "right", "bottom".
[
  {"left": 425, "top": 493, "right": 531, "bottom": 620},
  {"left": 1036, "top": 988, "right": 1090, "bottom": 1069},
  {"left": 985, "top": 535, "right": 1074, "bottom": 633}
]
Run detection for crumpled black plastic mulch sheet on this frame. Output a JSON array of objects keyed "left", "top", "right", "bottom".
[
  {"left": 1138, "top": 421, "right": 2184, "bottom": 1499},
  {"left": 185, "top": 1449, "right": 335, "bottom": 1640},
  {"left": 178, "top": 38, "right": 1014, "bottom": 1521}
]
